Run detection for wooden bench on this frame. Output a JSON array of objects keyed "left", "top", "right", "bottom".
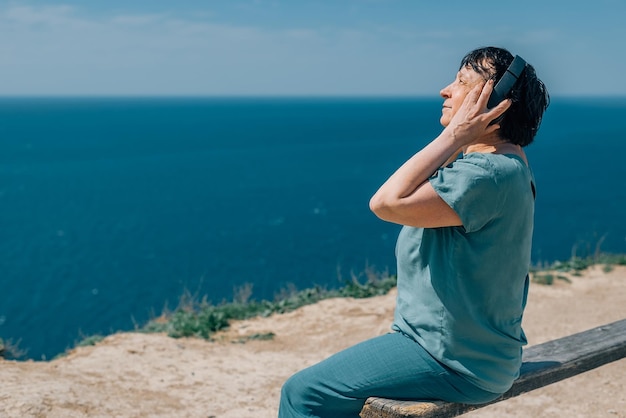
[{"left": 360, "top": 318, "right": 626, "bottom": 418}]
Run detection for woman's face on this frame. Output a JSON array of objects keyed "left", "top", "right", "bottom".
[{"left": 439, "top": 65, "right": 486, "bottom": 127}]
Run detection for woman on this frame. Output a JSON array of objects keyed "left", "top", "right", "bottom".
[{"left": 278, "top": 46, "right": 549, "bottom": 418}]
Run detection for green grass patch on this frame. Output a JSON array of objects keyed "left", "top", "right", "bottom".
[
  {"left": 75, "top": 334, "right": 106, "bottom": 348},
  {"left": 231, "top": 332, "right": 276, "bottom": 344},
  {"left": 531, "top": 273, "right": 571, "bottom": 285},
  {"left": 530, "top": 252, "right": 625, "bottom": 285},
  {"left": 140, "top": 266, "right": 397, "bottom": 341}
]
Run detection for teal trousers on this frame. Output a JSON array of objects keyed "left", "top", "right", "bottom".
[{"left": 278, "top": 332, "right": 502, "bottom": 418}]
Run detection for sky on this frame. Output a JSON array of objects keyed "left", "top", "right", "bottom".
[{"left": 1, "top": 0, "right": 625, "bottom": 97}]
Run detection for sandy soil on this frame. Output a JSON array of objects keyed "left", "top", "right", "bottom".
[{"left": 1, "top": 266, "right": 625, "bottom": 418}]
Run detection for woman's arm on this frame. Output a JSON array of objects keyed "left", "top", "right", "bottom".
[
  {"left": 369, "top": 81, "right": 510, "bottom": 228},
  {"left": 368, "top": 131, "right": 461, "bottom": 227}
]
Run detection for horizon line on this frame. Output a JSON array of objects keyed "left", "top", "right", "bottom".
[{"left": 1, "top": 93, "right": 625, "bottom": 100}]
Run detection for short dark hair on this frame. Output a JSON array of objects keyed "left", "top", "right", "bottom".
[{"left": 460, "top": 46, "right": 550, "bottom": 147}]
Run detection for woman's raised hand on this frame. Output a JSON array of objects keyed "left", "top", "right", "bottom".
[{"left": 445, "top": 80, "right": 511, "bottom": 146}]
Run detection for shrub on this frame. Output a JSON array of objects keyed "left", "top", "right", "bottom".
[{"left": 0, "top": 338, "right": 26, "bottom": 360}]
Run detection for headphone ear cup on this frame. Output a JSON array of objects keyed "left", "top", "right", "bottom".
[{"left": 487, "top": 55, "right": 526, "bottom": 109}]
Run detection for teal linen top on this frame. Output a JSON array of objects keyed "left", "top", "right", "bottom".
[{"left": 392, "top": 152, "right": 535, "bottom": 393}]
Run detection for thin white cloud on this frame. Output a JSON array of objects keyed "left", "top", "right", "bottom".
[
  {"left": 110, "top": 14, "right": 168, "bottom": 26},
  {"left": 3, "top": 4, "right": 75, "bottom": 25}
]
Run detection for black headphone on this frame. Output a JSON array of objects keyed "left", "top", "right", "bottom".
[{"left": 487, "top": 55, "right": 527, "bottom": 109}]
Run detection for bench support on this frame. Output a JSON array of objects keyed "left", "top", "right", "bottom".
[{"left": 360, "top": 318, "right": 626, "bottom": 418}]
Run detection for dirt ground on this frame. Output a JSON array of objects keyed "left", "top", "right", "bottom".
[{"left": 1, "top": 266, "right": 625, "bottom": 418}]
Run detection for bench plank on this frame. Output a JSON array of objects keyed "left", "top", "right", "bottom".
[{"left": 360, "top": 318, "right": 626, "bottom": 418}]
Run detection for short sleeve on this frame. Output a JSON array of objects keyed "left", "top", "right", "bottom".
[{"left": 428, "top": 156, "right": 500, "bottom": 233}]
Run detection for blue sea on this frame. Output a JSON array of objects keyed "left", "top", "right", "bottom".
[{"left": 1, "top": 97, "right": 625, "bottom": 360}]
